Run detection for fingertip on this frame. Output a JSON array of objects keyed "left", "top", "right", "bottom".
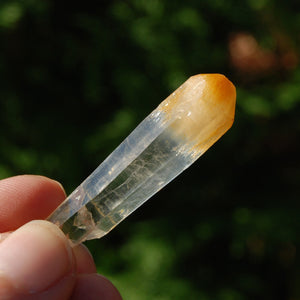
[
  {"left": 45, "top": 177, "right": 67, "bottom": 198},
  {"left": 73, "top": 244, "right": 97, "bottom": 274},
  {"left": 0, "top": 220, "right": 76, "bottom": 296},
  {"left": 0, "top": 175, "right": 67, "bottom": 231},
  {"left": 71, "top": 274, "right": 122, "bottom": 300}
]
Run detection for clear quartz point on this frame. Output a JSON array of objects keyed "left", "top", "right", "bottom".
[{"left": 47, "top": 74, "right": 236, "bottom": 244}]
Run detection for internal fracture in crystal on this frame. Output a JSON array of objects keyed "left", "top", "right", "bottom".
[{"left": 47, "top": 74, "right": 236, "bottom": 244}]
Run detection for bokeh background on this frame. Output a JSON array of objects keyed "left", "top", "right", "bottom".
[{"left": 0, "top": 1, "right": 299, "bottom": 299}]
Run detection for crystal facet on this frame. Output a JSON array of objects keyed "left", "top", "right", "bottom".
[{"left": 47, "top": 74, "right": 236, "bottom": 244}]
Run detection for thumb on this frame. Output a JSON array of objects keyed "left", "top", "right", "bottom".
[{"left": 0, "top": 220, "right": 76, "bottom": 300}]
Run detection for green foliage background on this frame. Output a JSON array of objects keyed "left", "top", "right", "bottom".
[{"left": 0, "top": 1, "right": 299, "bottom": 299}]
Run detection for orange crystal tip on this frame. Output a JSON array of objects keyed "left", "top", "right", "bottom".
[{"left": 158, "top": 73, "right": 236, "bottom": 156}]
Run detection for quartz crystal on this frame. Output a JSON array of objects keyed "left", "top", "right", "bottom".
[{"left": 48, "top": 74, "right": 236, "bottom": 244}]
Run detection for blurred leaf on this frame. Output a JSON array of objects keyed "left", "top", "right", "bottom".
[{"left": 0, "top": 2, "right": 23, "bottom": 28}]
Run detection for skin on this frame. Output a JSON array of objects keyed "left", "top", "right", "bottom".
[{"left": 0, "top": 175, "right": 122, "bottom": 300}]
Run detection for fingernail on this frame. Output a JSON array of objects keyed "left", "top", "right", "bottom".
[{"left": 0, "top": 220, "right": 74, "bottom": 294}]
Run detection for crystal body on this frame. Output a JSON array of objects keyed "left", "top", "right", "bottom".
[{"left": 47, "top": 74, "right": 236, "bottom": 244}]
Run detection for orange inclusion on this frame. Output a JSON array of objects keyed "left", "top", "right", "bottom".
[{"left": 158, "top": 74, "right": 236, "bottom": 156}]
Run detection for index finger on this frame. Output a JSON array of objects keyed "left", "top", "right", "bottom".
[{"left": 0, "top": 175, "right": 66, "bottom": 232}]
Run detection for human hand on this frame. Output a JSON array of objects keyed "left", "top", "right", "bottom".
[{"left": 0, "top": 175, "right": 122, "bottom": 300}]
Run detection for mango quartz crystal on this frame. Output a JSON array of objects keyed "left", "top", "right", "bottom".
[{"left": 48, "top": 74, "right": 236, "bottom": 244}]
